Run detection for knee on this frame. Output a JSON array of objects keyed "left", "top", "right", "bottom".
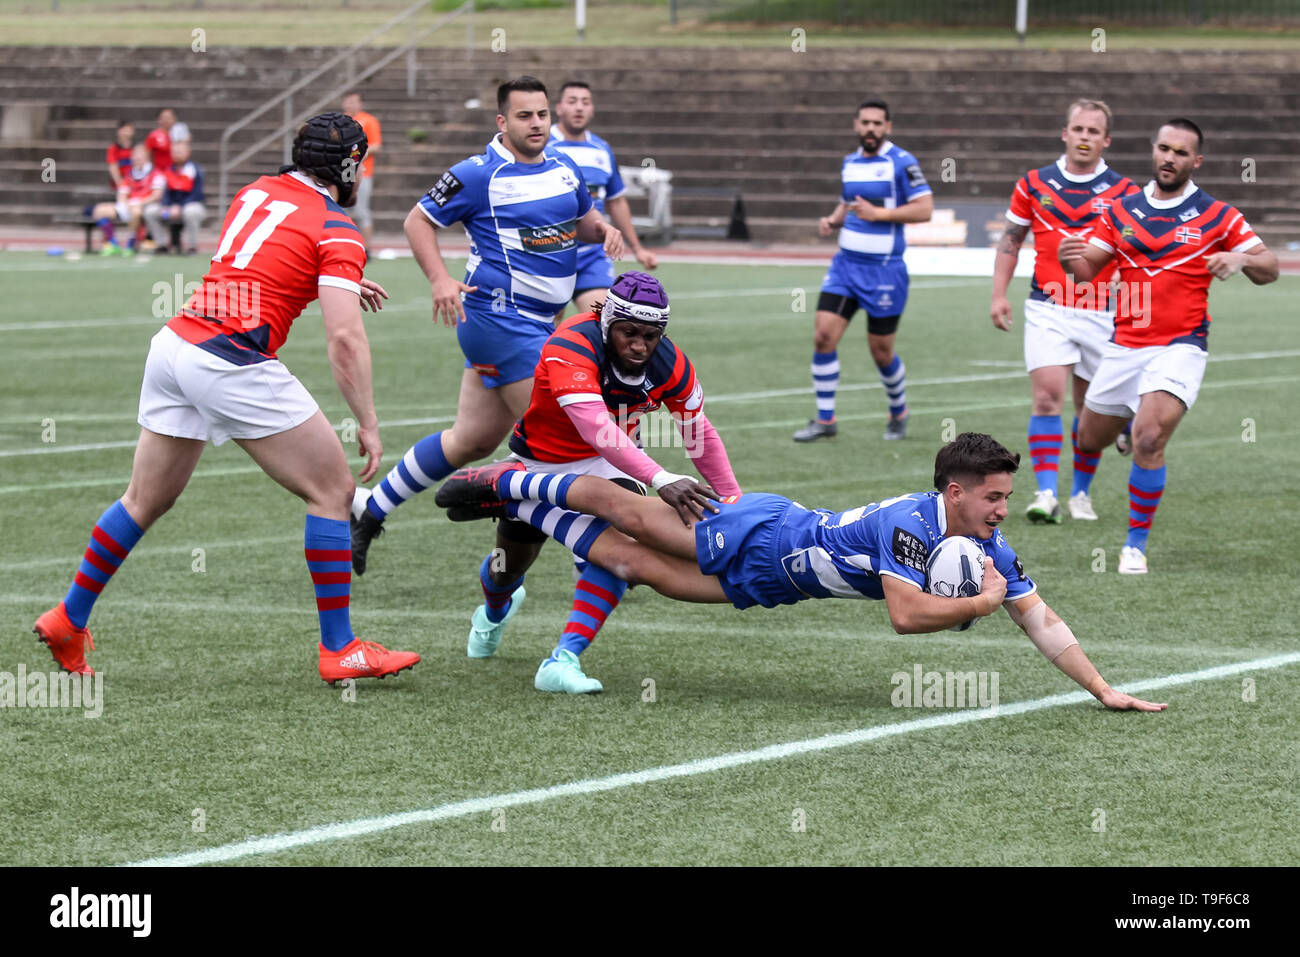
[
  {"left": 1132, "top": 428, "right": 1165, "bottom": 460},
  {"left": 813, "top": 331, "right": 837, "bottom": 353}
]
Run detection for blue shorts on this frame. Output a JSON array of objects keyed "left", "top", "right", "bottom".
[
  {"left": 821, "top": 253, "right": 910, "bottom": 319},
  {"left": 574, "top": 243, "right": 615, "bottom": 295},
  {"left": 456, "top": 302, "right": 554, "bottom": 389},
  {"left": 694, "top": 493, "right": 804, "bottom": 610}
]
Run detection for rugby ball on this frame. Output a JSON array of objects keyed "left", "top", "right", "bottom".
[{"left": 924, "top": 536, "right": 987, "bottom": 632}]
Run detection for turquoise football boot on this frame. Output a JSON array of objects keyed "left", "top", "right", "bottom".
[
  {"left": 534, "top": 649, "right": 603, "bottom": 695},
  {"left": 466, "top": 585, "right": 525, "bottom": 658}
]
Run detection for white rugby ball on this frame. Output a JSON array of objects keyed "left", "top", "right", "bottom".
[{"left": 925, "top": 536, "right": 987, "bottom": 632}]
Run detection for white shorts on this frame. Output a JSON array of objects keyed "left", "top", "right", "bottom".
[
  {"left": 353, "top": 176, "right": 373, "bottom": 229},
  {"left": 1023, "top": 298, "right": 1114, "bottom": 380},
  {"left": 137, "top": 326, "right": 319, "bottom": 446},
  {"left": 507, "top": 452, "right": 637, "bottom": 486},
  {"left": 1084, "top": 341, "right": 1209, "bottom": 418}
]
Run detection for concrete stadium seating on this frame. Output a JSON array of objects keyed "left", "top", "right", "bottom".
[{"left": 2, "top": 44, "right": 1297, "bottom": 248}]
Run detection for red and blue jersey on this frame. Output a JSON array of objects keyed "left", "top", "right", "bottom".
[
  {"left": 166, "top": 171, "right": 366, "bottom": 365},
  {"left": 510, "top": 312, "right": 701, "bottom": 463},
  {"left": 1089, "top": 181, "right": 1261, "bottom": 349},
  {"left": 106, "top": 142, "right": 132, "bottom": 188},
  {"left": 1006, "top": 157, "right": 1138, "bottom": 310}
]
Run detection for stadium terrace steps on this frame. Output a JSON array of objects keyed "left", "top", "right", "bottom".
[{"left": 2, "top": 44, "right": 1298, "bottom": 246}]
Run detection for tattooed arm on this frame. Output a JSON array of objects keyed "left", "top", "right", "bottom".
[{"left": 991, "top": 219, "right": 1030, "bottom": 331}]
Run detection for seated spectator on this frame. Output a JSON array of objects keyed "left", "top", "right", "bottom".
[
  {"left": 145, "top": 139, "right": 206, "bottom": 254},
  {"left": 89, "top": 142, "right": 166, "bottom": 255},
  {"left": 106, "top": 120, "right": 134, "bottom": 191}
]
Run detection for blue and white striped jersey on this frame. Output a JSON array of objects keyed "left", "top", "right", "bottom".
[
  {"left": 837, "top": 141, "right": 931, "bottom": 260},
  {"left": 416, "top": 134, "right": 594, "bottom": 321},
  {"left": 776, "top": 491, "right": 1036, "bottom": 602},
  {"left": 547, "top": 124, "right": 626, "bottom": 216}
]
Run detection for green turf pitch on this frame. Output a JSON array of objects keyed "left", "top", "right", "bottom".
[{"left": 1, "top": 252, "right": 1297, "bottom": 866}]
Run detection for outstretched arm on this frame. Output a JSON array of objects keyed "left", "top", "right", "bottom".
[{"left": 1005, "top": 594, "right": 1167, "bottom": 711}]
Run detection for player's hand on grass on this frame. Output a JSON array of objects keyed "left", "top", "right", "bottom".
[
  {"left": 431, "top": 276, "right": 476, "bottom": 326},
  {"left": 1204, "top": 251, "right": 1246, "bottom": 281},
  {"left": 359, "top": 278, "right": 389, "bottom": 313},
  {"left": 1098, "top": 687, "right": 1168, "bottom": 712},
  {"left": 658, "top": 478, "right": 720, "bottom": 526},
  {"left": 356, "top": 423, "right": 383, "bottom": 483},
  {"left": 977, "top": 562, "right": 1007, "bottom": 615},
  {"left": 991, "top": 294, "right": 1013, "bottom": 331}
]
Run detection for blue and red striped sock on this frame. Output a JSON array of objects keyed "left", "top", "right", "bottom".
[
  {"left": 1071, "top": 415, "right": 1102, "bottom": 496},
  {"left": 1028, "top": 414, "right": 1062, "bottom": 494},
  {"left": 62, "top": 500, "right": 144, "bottom": 628},
  {"left": 555, "top": 563, "right": 627, "bottom": 657},
  {"left": 480, "top": 554, "right": 524, "bottom": 624},
  {"left": 305, "top": 514, "right": 353, "bottom": 651},
  {"left": 366, "top": 431, "right": 453, "bottom": 520},
  {"left": 1126, "top": 464, "right": 1166, "bottom": 552},
  {"left": 96, "top": 218, "right": 115, "bottom": 244},
  {"left": 498, "top": 470, "right": 578, "bottom": 508}
]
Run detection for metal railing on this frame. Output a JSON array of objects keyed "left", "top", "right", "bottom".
[{"left": 217, "top": 0, "right": 475, "bottom": 209}]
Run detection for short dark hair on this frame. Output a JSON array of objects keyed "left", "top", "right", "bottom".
[
  {"left": 498, "top": 75, "right": 548, "bottom": 114},
  {"left": 1160, "top": 117, "right": 1203, "bottom": 152},
  {"left": 116, "top": 119, "right": 133, "bottom": 130},
  {"left": 933, "top": 433, "right": 1020, "bottom": 490},
  {"left": 559, "top": 80, "right": 592, "bottom": 97},
  {"left": 857, "top": 99, "right": 890, "bottom": 120}
]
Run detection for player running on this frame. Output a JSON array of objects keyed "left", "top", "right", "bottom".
[
  {"left": 549, "top": 80, "right": 659, "bottom": 313},
  {"left": 991, "top": 99, "right": 1140, "bottom": 524},
  {"left": 796, "top": 99, "right": 933, "bottom": 443},
  {"left": 437, "top": 434, "right": 1166, "bottom": 711},
  {"left": 350, "top": 76, "right": 623, "bottom": 573},
  {"left": 1059, "top": 118, "right": 1278, "bottom": 574},
  {"left": 463, "top": 272, "right": 740, "bottom": 694},
  {"left": 33, "top": 113, "right": 420, "bottom": 683}
]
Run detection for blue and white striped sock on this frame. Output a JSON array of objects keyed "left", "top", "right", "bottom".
[
  {"left": 811, "top": 349, "right": 839, "bottom": 423},
  {"left": 505, "top": 501, "right": 609, "bottom": 562},
  {"left": 367, "top": 431, "right": 453, "bottom": 520},
  {"left": 878, "top": 355, "right": 906, "bottom": 417},
  {"left": 498, "top": 470, "right": 578, "bottom": 508}
]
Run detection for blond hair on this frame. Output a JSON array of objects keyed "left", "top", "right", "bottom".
[{"left": 1065, "top": 99, "right": 1112, "bottom": 135}]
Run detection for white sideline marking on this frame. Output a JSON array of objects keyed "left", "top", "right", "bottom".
[{"left": 122, "top": 652, "right": 1300, "bottom": 867}]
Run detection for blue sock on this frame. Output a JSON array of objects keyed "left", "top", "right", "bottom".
[
  {"left": 1126, "top": 464, "right": 1166, "bottom": 552},
  {"left": 498, "top": 470, "right": 578, "bottom": 508},
  {"left": 504, "top": 501, "right": 609, "bottom": 562},
  {"left": 878, "top": 355, "right": 906, "bottom": 417},
  {"left": 811, "top": 349, "right": 838, "bottom": 423},
  {"left": 367, "top": 431, "right": 453, "bottom": 519},
  {"left": 555, "top": 563, "right": 627, "bottom": 657},
  {"left": 480, "top": 554, "right": 524, "bottom": 624},
  {"left": 63, "top": 500, "right": 144, "bottom": 628},
  {"left": 305, "top": 514, "right": 354, "bottom": 651},
  {"left": 1028, "top": 414, "right": 1063, "bottom": 494}
]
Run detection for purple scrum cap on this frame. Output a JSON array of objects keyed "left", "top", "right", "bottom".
[{"left": 600, "top": 271, "right": 670, "bottom": 339}]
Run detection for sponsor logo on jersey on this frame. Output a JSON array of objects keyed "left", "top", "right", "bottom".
[
  {"left": 892, "top": 528, "right": 928, "bottom": 573},
  {"left": 1178, "top": 207, "right": 1200, "bottom": 222},
  {"left": 714, "top": 531, "right": 725, "bottom": 550},
  {"left": 905, "top": 163, "right": 927, "bottom": 188},
  {"left": 428, "top": 171, "right": 464, "bottom": 207},
  {"left": 519, "top": 221, "right": 578, "bottom": 252}
]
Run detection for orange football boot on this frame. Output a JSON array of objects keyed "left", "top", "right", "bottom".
[
  {"left": 318, "top": 637, "right": 419, "bottom": 685},
  {"left": 33, "top": 602, "right": 95, "bottom": 674}
]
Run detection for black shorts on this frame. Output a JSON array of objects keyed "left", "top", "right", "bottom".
[{"left": 816, "top": 291, "right": 901, "bottom": 336}]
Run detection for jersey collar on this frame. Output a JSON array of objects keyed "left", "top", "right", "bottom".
[
  {"left": 854, "top": 140, "right": 894, "bottom": 159},
  {"left": 1143, "top": 178, "right": 1198, "bottom": 208},
  {"left": 549, "top": 123, "right": 590, "bottom": 143},
  {"left": 488, "top": 133, "right": 515, "bottom": 163},
  {"left": 286, "top": 169, "right": 332, "bottom": 197},
  {"left": 1055, "top": 154, "right": 1109, "bottom": 182},
  {"left": 934, "top": 492, "right": 949, "bottom": 536}
]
